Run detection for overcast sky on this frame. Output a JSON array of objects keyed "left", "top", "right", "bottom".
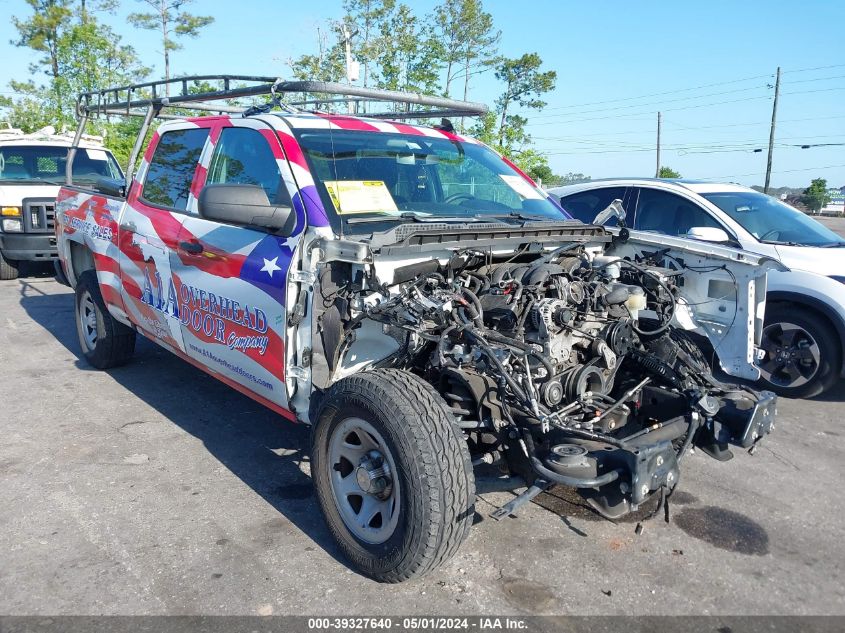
[{"left": 0, "top": 0, "right": 842, "bottom": 188}]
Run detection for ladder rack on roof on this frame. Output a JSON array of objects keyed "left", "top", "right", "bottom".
[
  {"left": 69, "top": 74, "right": 489, "bottom": 187},
  {"left": 76, "top": 74, "right": 488, "bottom": 120}
]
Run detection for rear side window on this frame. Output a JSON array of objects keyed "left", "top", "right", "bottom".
[
  {"left": 206, "top": 127, "right": 285, "bottom": 203},
  {"left": 560, "top": 187, "right": 627, "bottom": 224},
  {"left": 142, "top": 128, "right": 209, "bottom": 210}
]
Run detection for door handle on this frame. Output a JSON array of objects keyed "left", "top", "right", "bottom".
[
  {"left": 179, "top": 240, "right": 204, "bottom": 255},
  {"left": 119, "top": 221, "right": 137, "bottom": 232}
]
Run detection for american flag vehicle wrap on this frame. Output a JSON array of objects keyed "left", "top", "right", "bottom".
[{"left": 55, "top": 112, "right": 493, "bottom": 419}]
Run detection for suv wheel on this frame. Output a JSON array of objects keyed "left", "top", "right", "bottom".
[
  {"left": 758, "top": 305, "right": 840, "bottom": 398},
  {"left": 0, "top": 250, "right": 19, "bottom": 280},
  {"left": 75, "top": 270, "right": 136, "bottom": 368},
  {"left": 311, "top": 369, "right": 475, "bottom": 582}
]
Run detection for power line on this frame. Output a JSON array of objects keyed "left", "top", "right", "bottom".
[
  {"left": 782, "top": 86, "right": 845, "bottom": 96},
  {"left": 699, "top": 164, "right": 845, "bottom": 180},
  {"left": 529, "top": 82, "right": 845, "bottom": 127},
  {"left": 782, "top": 63, "right": 845, "bottom": 74},
  {"left": 539, "top": 74, "right": 772, "bottom": 113},
  {"left": 532, "top": 64, "right": 843, "bottom": 117},
  {"left": 532, "top": 114, "right": 845, "bottom": 140},
  {"left": 783, "top": 74, "right": 845, "bottom": 85},
  {"left": 527, "top": 84, "right": 772, "bottom": 120},
  {"left": 664, "top": 113, "right": 845, "bottom": 131},
  {"left": 539, "top": 138, "right": 845, "bottom": 156},
  {"left": 526, "top": 94, "right": 774, "bottom": 126}
]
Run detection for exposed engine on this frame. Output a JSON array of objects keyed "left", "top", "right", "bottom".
[{"left": 317, "top": 242, "right": 776, "bottom": 520}]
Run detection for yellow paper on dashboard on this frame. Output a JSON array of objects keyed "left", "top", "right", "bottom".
[{"left": 324, "top": 180, "right": 399, "bottom": 214}]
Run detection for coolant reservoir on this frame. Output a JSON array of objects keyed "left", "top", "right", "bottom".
[{"left": 592, "top": 255, "right": 621, "bottom": 280}]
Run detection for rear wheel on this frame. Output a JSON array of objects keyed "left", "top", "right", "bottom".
[
  {"left": 75, "top": 270, "right": 136, "bottom": 369},
  {"left": 311, "top": 369, "right": 475, "bottom": 582},
  {"left": 54, "top": 259, "right": 70, "bottom": 286},
  {"left": 758, "top": 305, "right": 840, "bottom": 398},
  {"left": 0, "top": 250, "right": 19, "bottom": 280}
]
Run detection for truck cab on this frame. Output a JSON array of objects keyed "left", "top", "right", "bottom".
[{"left": 0, "top": 125, "right": 122, "bottom": 279}]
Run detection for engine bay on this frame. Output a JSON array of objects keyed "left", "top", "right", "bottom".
[{"left": 307, "top": 229, "right": 777, "bottom": 521}]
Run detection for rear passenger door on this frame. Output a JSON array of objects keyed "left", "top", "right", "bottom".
[
  {"left": 559, "top": 187, "right": 634, "bottom": 226},
  {"left": 118, "top": 124, "right": 210, "bottom": 352},
  {"left": 172, "top": 122, "right": 299, "bottom": 408}
]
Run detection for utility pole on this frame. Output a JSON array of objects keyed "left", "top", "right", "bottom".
[
  {"left": 338, "top": 23, "right": 359, "bottom": 114},
  {"left": 655, "top": 111, "right": 662, "bottom": 178},
  {"left": 764, "top": 66, "right": 781, "bottom": 193}
]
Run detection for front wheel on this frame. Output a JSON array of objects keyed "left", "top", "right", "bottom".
[
  {"left": 75, "top": 270, "right": 136, "bottom": 369},
  {"left": 758, "top": 305, "right": 841, "bottom": 398},
  {"left": 0, "top": 250, "right": 19, "bottom": 280},
  {"left": 311, "top": 369, "right": 475, "bottom": 582}
]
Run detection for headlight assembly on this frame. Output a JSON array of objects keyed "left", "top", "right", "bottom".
[{"left": 1, "top": 218, "right": 23, "bottom": 232}]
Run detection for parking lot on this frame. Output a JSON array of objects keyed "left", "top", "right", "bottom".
[{"left": 1, "top": 264, "right": 844, "bottom": 616}]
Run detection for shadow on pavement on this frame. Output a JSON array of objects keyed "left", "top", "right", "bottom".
[
  {"left": 17, "top": 282, "right": 347, "bottom": 571},
  {"left": 813, "top": 379, "right": 845, "bottom": 402},
  {"left": 18, "top": 277, "right": 844, "bottom": 573}
]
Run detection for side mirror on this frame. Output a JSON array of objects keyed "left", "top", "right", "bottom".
[
  {"left": 687, "top": 226, "right": 730, "bottom": 243},
  {"left": 593, "top": 198, "right": 627, "bottom": 227},
  {"left": 198, "top": 184, "right": 296, "bottom": 235},
  {"left": 95, "top": 177, "right": 126, "bottom": 198}
]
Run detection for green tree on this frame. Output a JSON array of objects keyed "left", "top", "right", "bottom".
[
  {"left": 79, "top": 0, "right": 119, "bottom": 23},
  {"left": 128, "top": 0, "right": 214, "bottom": 93},
  {"left": 559, "top": 172, "right": 591, "bottom": 185},
  {"left": 375, "top": 3, "right": 441, "bottom": 95},
  {"left": 469, "top": 53, "right": 555, "bottom": 176},
  {"left": 101, "top": 117, "right": 145, "bottom": 168},
  {"left": 6, "top": 3, "right": 148, "bottom": 133},
  {"left": 10, "top": 0, "right": 73, "bottom": 123},
  {"left": 803, "top": 178, "right": 831, "bottom": 213},
  {"left": 56, "top": 20, "right": 149, "bottom": 103},
  {"left": 658, "top": 166, "right": 682, "bottom": 178},
  {"left": 288, "top": 26, "right": 346, "bottom": 83},
  {"left": 515, "top": 150, "right": 552, "bottom": 184},
  {"left": 433, "top": 0, "right": 499, "bottom": 99},
  {"left": 469, "top": 113, "right": 548, "bottom": 180},
  {"left": 493, "top": 53, "right": 556, "bottom": 147}
]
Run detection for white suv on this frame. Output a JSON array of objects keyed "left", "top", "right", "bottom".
[
  {"left": 0, "top": 125, "right": 123, "bottom": 280},
  {"left": 550, "top": 179, "right": 845, "bottom": 398}
]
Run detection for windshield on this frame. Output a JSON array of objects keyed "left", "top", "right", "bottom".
[
  {"left": 293, "top": 129, "right": 569, "bottom": 229},
  {"left": 0, "top": 145, "right": 123, "bottom": 184},
  {"left": 702, "top": 191, "right": 844, "bottom": 246}
]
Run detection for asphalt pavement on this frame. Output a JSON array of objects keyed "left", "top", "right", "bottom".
[{"left": 1, "top": 265, "right": 844, "bottom": 616}]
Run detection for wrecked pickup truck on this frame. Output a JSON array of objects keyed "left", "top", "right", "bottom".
[{"left": 56, "top": 76, "right": 779, "bottom": 582}]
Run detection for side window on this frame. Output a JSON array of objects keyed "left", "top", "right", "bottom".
[
  {"left": 559, "top": 187, "right": 627, "bottom": 224},
  {"left": 206, "top": 127, "right": 286, "bottom": 203},
  {"left": 634, "top": 188, "right": 722, "bottom": 236},
  {"left": 142, "top": 128, "right": 209, "bottom": 210}
]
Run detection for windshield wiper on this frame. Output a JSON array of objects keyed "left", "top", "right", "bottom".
[
  {"left": 760, "top": 239, "right": 803, "bottom": 246},
  {"left": 346, "top": 212, "right": 483, "bottom": 225},
  {"left": 473, "top": 211, "right": 556, "bottom": 225},
  {"left": 818, "top": 242, "right": 845, "bottom": 248}
]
